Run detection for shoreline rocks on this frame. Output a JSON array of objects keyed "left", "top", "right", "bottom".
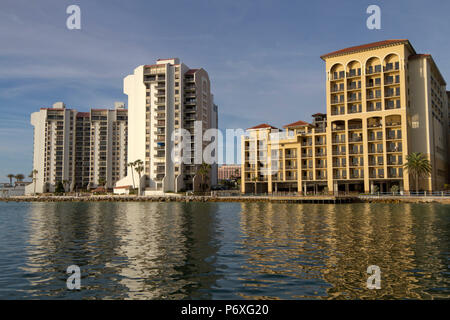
[{"left": 0, "top": 195, "right": 449, "bottom": 204}]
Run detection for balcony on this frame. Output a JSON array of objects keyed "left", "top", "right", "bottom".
[
  {"left": 347, "top": 96, "right": 361, "bottom": 103},
  {"left": 386, "top": 121, "right": 401, "bottom": 127},
  {"left": 383, "top": 63, "right": 400, "bottom": 72},
  {"left": 331, "top": 73, "right": 345, "bottom": 81},
  {"left": 331, "top": 98, "right": 345, "bottom": 105},
  {"left": 367, "top": 93, "right": 382, "bottom": 100},
  {"left": 349, "top": 162, "right": 363, "bottom": 167},
  {"left": 331, "top": 86, "right": 344, "bottom": 93},
  {"left": 387, "top": 147, "right": 402, "bottom": 153},
  {"left": 332, "top": 138, "right": 345, "bottom": 144},
  {"left": 284, "top": 154, "right": 297, "bottom": 159},
  {"left": 367, "top": 105, "right": 382, "bottom": 112},
  {"left": 348, "top": 124, "right": 362, "bottom": 130},
  {"left": 185, "top": 99, "right": 196, "bottom": 105},
  {"left": 366, "top": 65, "right": 382, "bottom": 75},
  {"left": 332, "top": 126, "right": 345, "bottom": 132},
  {"left": 349, "top": 136, "right": 362, "bottom": 142},
  {"left": 347, "top": 69, "right": 362, "bottom": 78},
  {"left": 347, "top": 83, "right": 361, "bottom": 90}
]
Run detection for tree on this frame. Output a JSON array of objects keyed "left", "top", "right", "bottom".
[
  {"left": 391, "top": 185, "right": 400, "bottom": 195},
  {"left": 251, "top": 176, "right": 258, "bottom": 194},
  {"left": 128, "top": 162, "right": 136, "bottom": 189},
  {"left": 55, "top": 181, "right": 65, "bottom": 194},
  {"left": 29, "top": 170, "right": 38, "bottom": 196},
  {"left": 62, "top": 180, "right": 69, "bottom": 193},
  {"left": 197, "top": 162, "right": 211, "bottom": 192},
  {"left": 98, "top": 177, "right": 106, "bottom": 187},
  {"left": 15, "top": 174, "right": 25, "bottom": 182},
  {"left": 372, "top": 185, "right": 379, "bottom": 194},
  {"left": 134, "top": 159, "right": 144, "bottom": 196},
  {"left": 7, "top": 174, "right": 14, "bottom": 185},
  {"left": 403, "top": 152, "right": 432, "bottom": 192}
]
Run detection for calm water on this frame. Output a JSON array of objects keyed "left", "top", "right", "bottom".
[{"left": 0, "top": 201, "right": 448, "bottom": 300}]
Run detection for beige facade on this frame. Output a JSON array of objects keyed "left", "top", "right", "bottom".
[
  {"left": 26, "top": 102, "right": 128, "bottom": 194},
  {"left": 241, "top": 40, "right": 449, "bottom": 194}
]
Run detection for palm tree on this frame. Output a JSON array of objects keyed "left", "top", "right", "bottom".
[
  {"left": 134, "top": 159, "right": 144, "bottom": 196},
  {"left": 251, "top": 176, "right": 258, "bottom": 194},
  {"left": 29, "top": 170, "right": 38, "bottom": 196},
  {"left": 98, "top": 177, "right": 106, "bottom": 190},
  {"left": 15, "top": 174, "right": 25, "bottom": 182},
  {"left": 197, "top": 162, "right": 211, "bottom": 192},
  {"left": 403, "top": 152, "right": 432, "bottom": 192},
  {"left": 7, "top": 174, "right": 14, "bottom": 185},
  {"left": 62, "top": 180, "right": 69, "bottom": 193},
  {"left": 128, "top": 162, "right": 136, "bottom": 189}
]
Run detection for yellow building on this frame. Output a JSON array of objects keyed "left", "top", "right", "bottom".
[{"left": 241, "top": 40, "right": 449, "bottom": 194}]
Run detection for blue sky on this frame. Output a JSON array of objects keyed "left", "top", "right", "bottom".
[{"left": 0, "top": 0, "right": 449, "bottom": 181}]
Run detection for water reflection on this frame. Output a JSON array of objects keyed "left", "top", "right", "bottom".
[
  {"left": 237, "top": 203, "right": 449, "bottom": 299},
  {"left": 0, "top": 202, "right": 447, "bottom": 299},
  {"left": 23, "top": 202, "right": 222, "bottom": 299}
]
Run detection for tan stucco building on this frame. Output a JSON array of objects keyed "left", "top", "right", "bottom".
[{"left": 241, "top": 40, "right": 449, "bottom": 194}]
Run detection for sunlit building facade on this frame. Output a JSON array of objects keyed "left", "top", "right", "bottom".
[
  {"left": 114, "top": 58, "right": 218, "bottom": 194},
  {"left": 241, "top": 40, "right": 449, "bottom": 194}
]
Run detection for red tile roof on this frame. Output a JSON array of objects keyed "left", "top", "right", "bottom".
[
  {"left": 320, "top": 39, "right": 410, "bottom": 60},
  {"left": 40, "top": 108, "right": 71, "bottom": 111},
  {"left": 185, "top": 69, "right": 199, "bottom": 75},
  {"left": 144, "top": 64, "right": 164, "bottom": 68},
  {"left": 283, "top": 120, "right": 310, "bottom": 128},
  {"left": 312, "top": 113, "right": 326, "bottom": 117},
  {"left": 247, "top": 123, "right": 278, "bottom": 130},
  {"left": 409, "top": 54, "right": 431, "bottom": 60},
  {"left": 76, "top": 112, "right": 90, "bottom": 118}
]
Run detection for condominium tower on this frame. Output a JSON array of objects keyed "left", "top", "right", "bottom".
[
  {"left": 114, "top": 58, "right": 218, "bottom": 194},
  {"left": 241, "top": 40, "right": 449, "bottom": 194},
  {"left": 26, "top": 102, "right": 128, "bottom": 194}
]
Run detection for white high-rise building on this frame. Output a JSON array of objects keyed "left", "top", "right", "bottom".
[
  {"left": 115, "top": 58, "right": 218, "bottom": 193},
  {"left": 26, "top": 102, "right": 128, "bottom": 194}
]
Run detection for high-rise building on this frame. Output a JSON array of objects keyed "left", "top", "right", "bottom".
[
  {"left": 74, "top": 104, "right": 128, "bottom": 190},
  {"left": 114, "top": 58, "right": 218, "bottom": 194},
  {"left": 241, "top": 40, "right": 449, "bottom": 194},
  {"left": 26, "top": 102, "right": 128, "bottom": 194}
]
